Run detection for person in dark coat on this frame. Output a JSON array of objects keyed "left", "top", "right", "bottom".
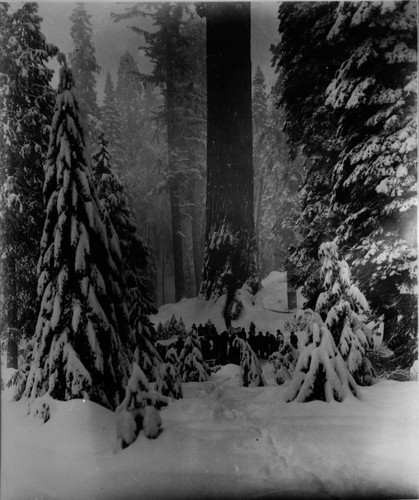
[
  {"left": 290, "top": 331, "right": 298, "bottom": 350},
  {"left": 268, "top": 333, "right": 277, "bottom": 356},
  {"left": 228, "top": 335, "right": 240, "bottom": 365},
  {"left": 276, "top": 330, "right": 284, "bottom": 351},
  {"left": 176, "top": 337, "right": 184, "bottom": 356},
  {"left": 217, "top": 331, "right": 229, "bottom": 365},
  {"left": 255, "top": 332, "right": 263, "bottom": 358}
]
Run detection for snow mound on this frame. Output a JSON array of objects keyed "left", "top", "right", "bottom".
[{"left": 2, "top": 367, "right": 419, "bottom": 499}]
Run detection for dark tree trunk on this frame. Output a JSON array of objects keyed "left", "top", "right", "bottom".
[
  {"left": 287, "top": 268, "right": 297, "bottom": 311},
  {"left": 6, "top": 254, "right": 18, "bottom": 369},
  {"left": 383, "top": 308, "right": 398, "bottom": 345},
  {"left": 200, "top": 2, "right": 257, "bottom": 304},
  {"left": 191, "top": 196, "right": 203, "bottom": 295},
  {"left": 254, "top": 173, "right": 264, "bottom": 278}
]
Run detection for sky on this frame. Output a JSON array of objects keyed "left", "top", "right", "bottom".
[{"left": 34, "top": 2, "right": 280, "bottom": 102}]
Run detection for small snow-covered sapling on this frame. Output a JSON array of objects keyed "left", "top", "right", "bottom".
[{"left": 115, "top": 362, "right": 163, "bottom": 449}]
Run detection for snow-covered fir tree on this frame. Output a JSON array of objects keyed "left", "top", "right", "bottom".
[
  {"left": 114, "top": 51, "right": 144, "bottom": 178},
  {"left": 100, "top": 72, "right": 126, "bottom": 176},
  {"left": 286, "top": 310, "right": 360, "bottom": 403},
  {"left": 269, "top": 340, "right": 298, "bottom": 386},
  {"left": 315, "top": 240, "right": 374, "bottom": 383},
  {"left": 0, "top": 3, "right": 58, "bottom": 367},
  {"left": 325, "top": 1, "right": 417, "bottom": 356},
  {"left": 234, "top": 337, "right": 266, "bottom": 387},
  {"left": 155, "top": 347, "right": 183, "bottom": 400},
  {"left": 69, "top": 2, "right": 100, "bottom": 149},
  {"left": 91, "top": 131, "right": 156, "bottom": 327},
  {"left": 271, "top": 2, "right": 345, "bottom": 308},
  {"left": 115, "top": 362, "right": 163, "bottom": 449},
  {"left": 178, "top": 330, "right": 210, "bottom": 382},
  {"left": 23, "top": 56, "right": 132, "bottom": 411},
  {"left": 133, "top": 322, "right": 163, "bottom": 383},
  {"left": 327, "top": 1, "right": 417, "bottom": 362}
]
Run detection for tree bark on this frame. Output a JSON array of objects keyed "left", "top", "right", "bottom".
[
  {"left": 6, "top": 254, "right": 18, "bottom": 369},
  {"left": 287, "top": 267, "right": 297, "bottom": 311},
  {"left": 383, "top": 308, "right": 398, "bottom": 345},
  {"left": 201, "top": 2, "right": 257, "bottom": 303},
  {"left": 191, "top": 193, "right": 204, "bottom": 295},
  {"left": 254, "top": 173, "right": 264, "bottom": 279},
  {"left": 166, "top": 81, "right": 185, "bottom": 302}
]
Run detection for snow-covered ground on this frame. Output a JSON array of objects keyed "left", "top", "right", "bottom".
[
  {"left": 2, "top": 363, "right": 418, "bottom": 500},
  {"left": 2, "top": 271, "right": 417, "bottom": 499}
]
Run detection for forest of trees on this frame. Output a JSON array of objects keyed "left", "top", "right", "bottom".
[{"left": 0, "top": 1, "right": 416, "bottom": 410}]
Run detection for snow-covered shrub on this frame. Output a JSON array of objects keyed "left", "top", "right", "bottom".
[
  {"left": 115, "top": 362, "right": 163, "bottom": 450},
  {"left": 234, "top": 338, "right": 266, "bottom": 387},
  {"left": 269, "top": 342, "right": 298, "bottom": 386},
  {"left": 7, "top": 337, "right": 33, "bottom": 400},
  {"left": 155, "top": 347, "right": 183, "bottom": 400},
  {"left": 30, "top": 397, "right": 51, "bottom": 423},
  {"left": 161, "top": 315, "right": 187, "bottom": 340},
  {"left": 315, "top": 240, "right": 375, "bottom": 384},
  {"left": 178, "top": 331, "right": 210, "bottom": 382},
  {"left": 286, "top": 310, "right": 359, "bottom": 403},
  {"left": 155, "top": 322, "right": 169, "bottom": 341}
]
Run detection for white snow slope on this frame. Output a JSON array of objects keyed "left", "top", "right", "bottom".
[
  {"left": 150, "top": 271, "right": 305, "bottom": 333},
  {"left": 2, "top": 364, "right": 418, "bottom": 500}
]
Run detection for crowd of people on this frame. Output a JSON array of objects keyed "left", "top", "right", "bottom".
[{"left": 157, "top": 320, "right": 299, "bottom": 367}]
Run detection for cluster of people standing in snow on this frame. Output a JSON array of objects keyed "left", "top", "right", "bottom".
[{"left": 156, "top": 318, "right": 298, "bottom": 366}]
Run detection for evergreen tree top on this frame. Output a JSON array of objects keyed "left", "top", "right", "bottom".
[{"left": 57, "top": 53, "right": 74, "bottom": 93}]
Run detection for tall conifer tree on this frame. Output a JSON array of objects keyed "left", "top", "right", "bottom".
[
  {"left": 91, "top": 132, "right": 156, "bottom": 324},
  {"left": 69, "top": 2, "right": 100, "bottom": 150},
  {"left": 101, "top": 72, "right": 126, "bottom": 176},
  {"left": 0, "top": 3, "right": 58, "bottom": 367},
  {"left": 24, "top": 57, "right": 131, "bottom": 410}
]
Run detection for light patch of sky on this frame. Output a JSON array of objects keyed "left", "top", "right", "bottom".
[{"left": 35, "top": 2, "right": 279, "bottom": 103}]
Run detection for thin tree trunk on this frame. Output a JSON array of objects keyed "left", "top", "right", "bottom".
[
  {"left": 383, "top": 309, "right": 398, "bottom": 345},
  {"left": 201, "top": 2, "right": 257, "bottom": 305},
  {"left": 6, "top": 254, "right": 18, "bottom": 368},
  {"left": 166, "top": 81, "right": 185, "bottom": 302},
  {"left": 287, "top": 267, "right": 297, "bottom": 311},
  {"left": 191, "top": 195, "right": 203, "bottom": 295},
  {"left": 161, "top": 248, "right": 165, "bottom": 305},
  {"left": 254, "top": 173, "right": 264, "bottom": 278}
]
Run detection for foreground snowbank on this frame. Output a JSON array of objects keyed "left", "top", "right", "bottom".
[{"left": 2, "top": 364, "right": 418, "bottom": 500}]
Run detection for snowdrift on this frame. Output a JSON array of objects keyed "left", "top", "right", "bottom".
[{"left": 2, "top": 363, "right": 419, "bottom": 500}]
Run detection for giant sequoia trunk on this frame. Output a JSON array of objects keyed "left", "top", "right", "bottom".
[{"left": 200, "top": 2, "right": 257, "bottom": 305}]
